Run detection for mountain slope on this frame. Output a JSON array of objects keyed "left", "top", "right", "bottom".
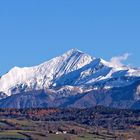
[
  {"left": 0, "top": 48, "right": 140, "bottom": 109},
  {"left": 0, "top": 79, "right": 140, "bottom": 109}
]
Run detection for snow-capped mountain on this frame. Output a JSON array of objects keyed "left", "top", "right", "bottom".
[
  {"left": 0, "top": 48, "right": 140, "bottom": 109},
  {"left": 0, "top": 48, "right": 140, "bottom": 96},
  {"left": 0, "top": 48, "right": 93, "bottom": 96}
]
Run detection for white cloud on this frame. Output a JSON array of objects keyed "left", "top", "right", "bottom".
[{"left": 109, "top": 53, "right": 131, "bottom": 68}]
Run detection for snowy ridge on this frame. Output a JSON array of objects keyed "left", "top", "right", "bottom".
[
  {"left": 0, "top": 48, "right": 140, "bottom": 96},
  {"left": 0, "top": 49, "right": 93, "bottom": 96}
]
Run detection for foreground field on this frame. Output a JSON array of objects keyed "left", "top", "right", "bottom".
[
  {"left": 0, "top": 107, "right": 139, "bottom": 139},
  {"left": 0, "top": 130, "right": 114, "bottom": 140},
  {"left": 0, "top": 119, "right": 112, "bottom": 140}
]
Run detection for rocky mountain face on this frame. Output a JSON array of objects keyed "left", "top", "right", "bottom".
[{"left": 0, "top": 48, "right": 140, "bottom": 109}]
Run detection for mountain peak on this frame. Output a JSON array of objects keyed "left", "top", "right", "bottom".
[
  {"left": 64, "top": 48, "right": 84, "bottom": 57},
  {"left": 68, "top": 48, "right": 82, "bottom": 53}
]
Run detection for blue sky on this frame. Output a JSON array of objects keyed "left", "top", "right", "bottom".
[{"left": 0, "top": 0, "right": 140, "bottom": 75}]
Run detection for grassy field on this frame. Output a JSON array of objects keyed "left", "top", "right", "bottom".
[
  {"left": 0, "top": 107, "right": 139, "bottom": 140},
  {"left": 0, "top": 130, "right": 29, "bottom": 140},
  {"left": 0, "top": 131, "right": 106, "bottom": 140},
  {"left": 31, "top": 133, "right": 105, "bottom": 140},
  {"left": 0, "top": 118, "right": 137, "bottom": 140}
]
